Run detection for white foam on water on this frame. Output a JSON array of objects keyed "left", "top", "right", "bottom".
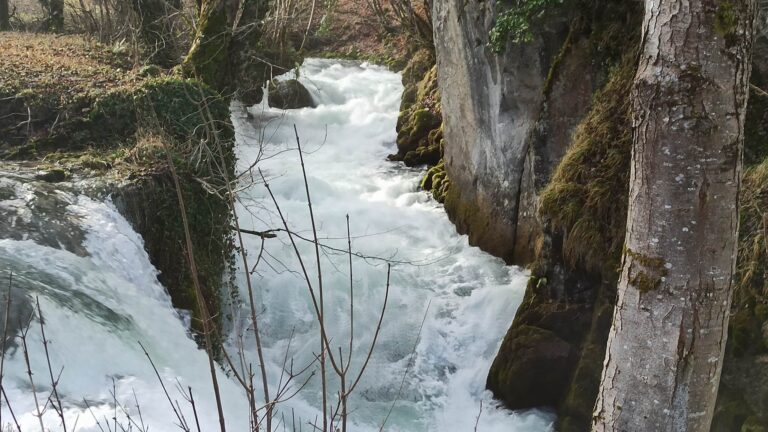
[
  {"left": 231, "top": 58, "right": 554, "bottom": 431},
  {"left": 1, "top": 58, "right": 554, "bottom": 432},
  {"left": 1, "top": 196, "right": 250, "bottom": 431}
]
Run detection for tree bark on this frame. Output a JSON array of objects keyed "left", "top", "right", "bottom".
[
  {"left": 182, "top": 0, "right": 233, "bottom": 92},
  {"left": 0, "top": 0, "right": 9, "bottom": 31},
  {"left": 592, "top": 1, "right": 756, "bottom": 431},
  {"left": 49, "top": 0, "right": 63, "bottom": 32}
]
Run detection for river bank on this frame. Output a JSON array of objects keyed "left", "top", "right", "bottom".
[{"left": 0, "top": 31, "right": 235, "bottom": 339}]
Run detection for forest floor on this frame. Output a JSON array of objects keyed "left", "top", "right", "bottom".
[
  {"left": 0, "top": 32, "right": 136, "bottom": 104},
  {"left": 0, "top": 31, "right": 165, "bottom": 163}
]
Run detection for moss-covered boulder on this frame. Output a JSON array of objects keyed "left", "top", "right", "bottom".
[
  {"left": 89, "top": 77, "right": 231, "bottom": 145},
  {"left": 396, "top": 109, "right": 441, "bottom": 156},
  {"left": 112, "top": 160, "right": 233, "bottom": 344},
  {"left": 392, "top": 65, "right": 443, "bottom": 165},
  {"left": 420, "top": 158, "right": 451, "bottom": 203},
  {"left": 268, "top": 79, "right": 316, "bottom": 110},
  {"left": 488, "top": 325, "right": 574, "bottom": 408},
  {"left": 401, "top": 48, "right": 435, "bottom": 90}
]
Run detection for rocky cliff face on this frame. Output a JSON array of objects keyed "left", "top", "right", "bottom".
[
  {"left": 432, "top": 0, "right": 603, "bottom": 264},
  {"left": 432, "top": 0, "right": 768, "bottom": 430},
  {"left": 432, "top": 2, "right": 637, "bottom": 430}
]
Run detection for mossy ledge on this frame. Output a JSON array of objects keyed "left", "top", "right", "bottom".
[
  {"left": 0, "top": 32, "right": 236, "bottom": 344},
  {"left": 389, "top": 45, "right": 451, "bottom": 202}
]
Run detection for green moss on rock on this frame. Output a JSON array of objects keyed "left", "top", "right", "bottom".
[
  {"left": 390, "top": 53, "right": 449, "bottom": 202},
  {"left": 392, "top": 64, "right": 443, "bottom": 166},
  {"left": 538, "top": 52, "right": 635, "bottom": 275},
  {"left": 401, "top": 48, "right": 435, "bottom": 90},
  {"left": 421, "top": 159, "right": 451, "bottom": 203},
  {"left": 181, "top": 0, "right": 232, "bottom": 91},
  {"left": 487, "top": 325, "right": 575, "bottom": 408},
  {"left": 90, "top": 77, "right": 229, "bottom": 144},
  {"left": 112, "top": 162, "right": 234, "bottom": 343}
]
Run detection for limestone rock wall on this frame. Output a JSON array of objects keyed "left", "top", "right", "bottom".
[{"left": 431, "top": 0, "right": 598, "bottom": 264}]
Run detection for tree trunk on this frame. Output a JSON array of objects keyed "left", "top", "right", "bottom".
[
  {"left": 592, "top": 1, "right": 756, "bottom": 431},
  {"left": 0, "top": 0, "right": 9, "bottom": 31},
  {"left": 183, "top": 0, "right": 272, "bottom": 97},
  {"left": 182, "top": 0, "right": 240, "bottom": 92},
  {"left": 50, "top": 0, "right": 63, "bottom": 32}
]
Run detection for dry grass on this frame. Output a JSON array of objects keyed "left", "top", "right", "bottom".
[
  {"left": 0, "top": 31, "right": 136, "bottom": 102},
  {"left": 734, "top": 159, "right": 768, "bottom": 309}
]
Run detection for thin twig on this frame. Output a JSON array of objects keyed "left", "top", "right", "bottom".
[
  {"left": 20, "top": 311, "right": 46, "bottom": 432},
  {"left": 474, "top": 400, "right": 483, "bottom": 432},
  {"left": 137, "top": 341, "right": 189, "bottom": 431},
  {"left": 37, "top": 296, "right": 67, "bottom": 431},
  {"left": 0, "top": 272, "right": 13, "bottom": 429},
  {"left": 379, "top": 299, "right": 430, "bottom": 431},
  {"left": 160, "top": 134, "right": 226, "bottom": 432},
  {"left": 293, "top": 124, "right": 330, "bottom": 432}
]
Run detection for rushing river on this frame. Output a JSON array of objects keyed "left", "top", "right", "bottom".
[{"left": 0, "top": 59, "right": 553, "bottom": 431}]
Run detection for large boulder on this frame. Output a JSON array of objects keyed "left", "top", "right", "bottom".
[
  {"left": 487, "top": 324, "right": 575, "bottom": 409},
  {"left": 268, "top": 79, "right": 316, "bottom": 109}
]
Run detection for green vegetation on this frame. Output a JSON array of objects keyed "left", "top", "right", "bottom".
[
  {"left": 715, "top": 1, "right": 739, "bottom": 37},
  {"left": 490, "top": 0, "right": 567, "bottom": 52},
  {"left": 182, "top": 0, "right": 232, "bottom": 90},
  {"left": 730, "top": 157, "right": 768, "bottom": 357},
  {"left": 90, "top": 77, "right": 230, "bottom": 145},
  {"left": 421, "top": 158, "right": 450, "bottom": 203},
  {"left": 538, "top": 53, "right": 635, "bottom": 274}
]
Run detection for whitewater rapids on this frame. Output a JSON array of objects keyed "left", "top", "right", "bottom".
[{"left": 0, "top": 59, "right": 553, "bottom": 431}]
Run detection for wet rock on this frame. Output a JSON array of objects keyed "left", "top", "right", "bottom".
[
  {"left": 240, "top": 86, "right": 264, "bottom": 106},
  {"left": 421, "top": 160, "right": 451, "bottom": 203},
  {"left": 112, "top": 167, "right": 233, "bottom": 347},
  {"left": 0, "top": 173, "right": 87, "bottom": 256},
  {"left": 487, "top": 324, "right": 574, "bottom": 409},
  {"left": 268, "top": 79, "right": 316, "bottom": 110},
  {"left": 396, "top": 109, "right": 441, "bottom": 156},
  {"left": 35, "top": 168, "right": 68, "bottom": 183}
]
